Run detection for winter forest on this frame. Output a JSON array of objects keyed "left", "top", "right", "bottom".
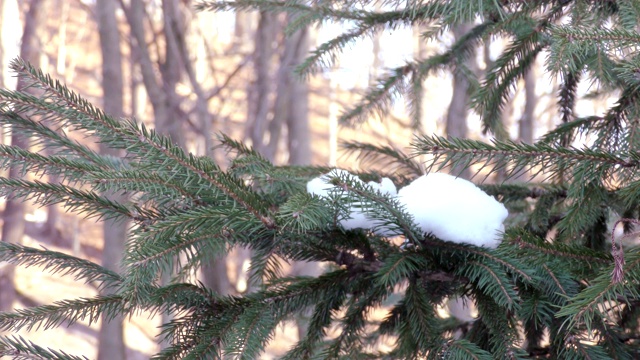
[{"left": 1, "top": 0, "right": 640, "bottom": 358}]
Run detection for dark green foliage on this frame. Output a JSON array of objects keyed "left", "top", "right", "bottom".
[{"left": 2, "top": 0, "right": 640, "bottom": 358}]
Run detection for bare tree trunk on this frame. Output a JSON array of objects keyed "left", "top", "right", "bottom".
[
  {"left": 520, "top": 68, "right": 536, "bottom": 145},
  {"left": 264, "top": 13, "right": 308, "bottom": 162},
  {"left": 124, "top": 0, "right": 182, "bottom": 146},
  {"left": 96, "top": 0, "right": 127, "bottom": 358},
  {"left": 445, "top": 24, "right": 473, "bottom": 179},
  {"left": 159, "top": 0, "right": 185, "bottom": 147},
  {"left": 286, "top": 25, "right": 311, "bottom": 166},
  {"left": 0, "top": 0, "right": 42, "bottom": 315},
  {"left": 513, "top": 68, "right": 537, "bottom": 182},
  {"left": 247, "top": 11, "right": 276, "bottom": 154}
]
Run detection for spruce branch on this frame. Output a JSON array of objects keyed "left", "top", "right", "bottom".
[
  {"left": 508, "top": 232, "right": 610, "bottom": 266},
  {"left": 458, "top": 260, "right": 520, "bottom": 311},
  {"left": 0, "top": 144, "right": 105, "bottom": 181},
  {"left": 432, "top": 339, "right": 493, "bottom": 360},
  {"left": 10, "top": 59, "right": 277, "bottom": 228},
  {"left": 0, "top": 336, "right": 88, "bottom": 360},
  {"left": 329, "top": 175, "right": 423, "bottom": 244},
  {"left": 0, "top": 242, "right": 122, "bottom": 286},
  {"left": 0, "top": 111, "right": 108, "bottom": 166},
  {"left": 340, "top": 141, "right": 424, "bottom": 178},
  {"left": 297, "top": 26, "right": 371, "bottom": 77},
  {"left": 196, "top": 1, "right": 366, "bottom": 22},
  {"left": 0, "top": 295, "right": 124, "bottom": 333},
  {"left": 411, "top": 135, "right": 639, "bottom": 182},
  {"left": 0, "top": 178, "right": 150, "bottom": 222},
  {"left": 340, "top": 22, "right": 490, "bottom": 126},
  {"left": 422, "top": 237, "right": 534, "bottom": 283},
  {"left": 549, "top": 25, "right": 640, "bottom": 57}
]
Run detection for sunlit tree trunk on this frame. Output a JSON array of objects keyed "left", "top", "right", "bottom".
[
  {"left": 96, "top": 0, "right": 127, "bottom": 358},
  {"left": 0, "top": 0, "right": 42, "bottom": 316}
]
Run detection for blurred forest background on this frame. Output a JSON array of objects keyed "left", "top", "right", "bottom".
[{"left": 0, "top": 0, "right": 613, "bottom": 358}]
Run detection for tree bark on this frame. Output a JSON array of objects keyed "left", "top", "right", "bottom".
[
  {"left": 445, "top": 24, "right": 473, "bottom": 179},
  {"left": 264, "top": 13, "right": 309, "bottom": 162},
  {"left": 286, "top": 23, "right": 311, "bottom": 166},
  {"left": 247, "top": 11, "right": 276, "bottom": 154},
  {"left": 96, "top": 0, "right": 127, "bottom": 358},
  {"left": 520, "top": 68, "right": 536, "bottom": 145},
  {"left": 0, "top": 0, "right": 42, "bottom": 315}
]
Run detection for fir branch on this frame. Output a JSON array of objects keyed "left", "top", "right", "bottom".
[
  {"left": 149, "top": 144, "right": 276, "bottom": 229},
  {"left": 473, "top": 34, "right": 544, "bottom": 137},
  {"left": 0, "top": 111, "right": 108, "bottom": 166},
  {"left": 0, "top": 336, "right": 89, "bottom": 360},
  {"left": 222, "top": 305, "right": 277, "bottom": 359},
  {"left": 340, "top": 22, "right": 490, "bottom": 126},
  {"left": 422, "top": 237, "right": 533, "bottom": 283},
  {"left": 282, "top": 289, "right": 347, "bottom": 360},
  {"left": 297, "top": 26, "right": 371, "bottom": 77},
  {"left": 542, "top": 264, "right": 569, "bottom": 299},
  {"left": 403, "top": 279, "right": 441, "bottom": 352},
  {"left": 539, "top": 116, "right": 599, "bottom": 145},
  {"left": 9, "top": 59, "right": 130, "bottom": 148},
  {"left": 556, "top": 267, "right": 630, "bottom": 331},
  {"left": 375, "top": 252, "right": 429, "bottom": 289},
  {"left": 330, "top": 176, "right": 423, "bottom": 243},
  {"left": 11, "top": 60, "right": 277, "bottom": 228},
  {"left": 558, "top": 70, "right": 581, "bottom": 128},
  {"left": 196, "top": 0, "right": 366, "bottom": 22},
  {"left": 340, "top": 141, "right": 424, "bottom": 178},
  {"left": 509, "top": 232, "right": 610, "bottom": 266},
  {"left": 550, "top": 25, "right": 640, "bottom": 56},
  {"left": 88, "top": 170, "right": 208, "bottom": 207},
  {"left": 0, "top": 144, "right": 105, "bottom": 181},
  {"left": 0, "top": 295, "right": 124, "bottom": 333},
  {"left": 216, "top": 133, "right": 271, "bottom": 164},
  {"left": 432, "top": 339, "right": 493, "bottom": 360},
  {"left": 323, "top": 278, "right": 388, "bottom": 358},
  {"left": 411, "top": 135, "right": 638, "bottom": 182},
  {"left": 457, "top": 260, "right": 519, "bottom": 311},
  {"left": 277, "top": 193, "right": 334, "bottom": 233},
  {"left": 0, "top": 178, "right": 150, "bottom": 222},
  {"left": 0, "top": 242, "right": 122, "bottom": 286}
]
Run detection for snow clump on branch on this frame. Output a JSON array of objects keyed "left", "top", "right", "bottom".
[
  {"left": 397, "top": 172, "right": 508, "bottom": 248},
  {"left": 306, "top": 169, "right": 397, "bottom": 233},
  {"left": 307, "top": 170, "right": 508, "bottom": 248}
]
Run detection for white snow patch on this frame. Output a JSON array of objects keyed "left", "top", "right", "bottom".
[
  {"left": 368, "top": 177, "right": 398, "bottom": 197},
  {"left": 307, "top": 170, "right": 508, "bottom": 248},
  {"left": 307, "top": 169, "right": 397, "bottom": 233},
  {"left": 397, "top": 173, "right": 508, "bottom": 248}
]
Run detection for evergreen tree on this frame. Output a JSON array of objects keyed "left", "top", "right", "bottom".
[{"left": 2, "top": 0, "right": 640, "bottom": 358}]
